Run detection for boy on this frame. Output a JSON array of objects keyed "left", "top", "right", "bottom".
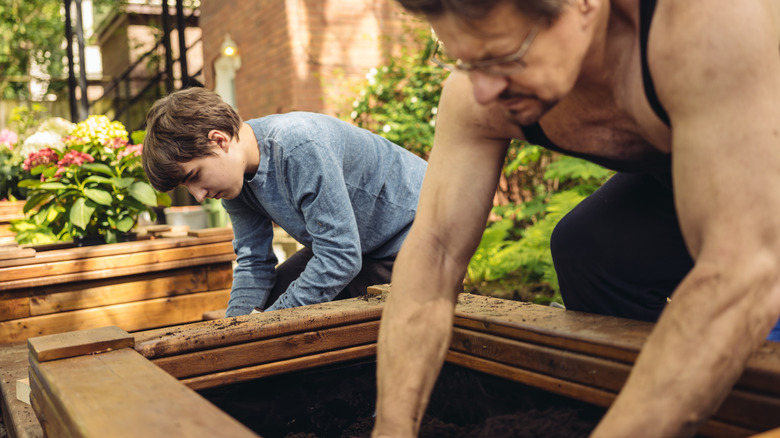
[{"left": 142, "top": 87, "right": 426, "bottom": 317}]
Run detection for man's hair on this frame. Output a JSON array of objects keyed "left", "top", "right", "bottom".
[
  {"left": 142, "top": 87, "right": 242, "bottom": 192},
  {"left": 396, "top": 0, "right": 568, "bottom": 20}
]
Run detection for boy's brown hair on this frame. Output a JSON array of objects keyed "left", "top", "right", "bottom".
[{"left": 142, "top": 87, "right": 242, "bottom": 192}]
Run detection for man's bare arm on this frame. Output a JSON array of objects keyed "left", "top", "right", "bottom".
[
  {"left": 372, "top": 72, "right": 516, "bottom": 437},
  {"left": 593, "top": 1, "right": 780, "bottom": 436}
]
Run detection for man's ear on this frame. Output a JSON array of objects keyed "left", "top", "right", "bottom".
[{"left": 207, "top": 129, "right": 231, "bottom": 152}]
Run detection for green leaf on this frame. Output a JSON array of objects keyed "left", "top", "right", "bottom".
[
  {"left": 69, "top": 198, "right": 95, "bottom": 230},
  {"left": 84, "top": 188, "right": 113, "bottom": 206},
  {"left": 38, "top": 182, "right": 68, "bottom": 190},
  {"left": 128, "top": 181, "right": 157, "bottom": 206},
  {"left": 83, "top": 175, "right": 114, "bottom": 185},
  {"left": 81, "top": 163, "right": 115, "bottom": 177},
  {"left": 18, "top": 179, "right": 41, "bottom": 188},
  {"left": 130, "top": 130, "right": 146, "bottom": 145},
  {"left": 116, "top": 215, "right": 135, "bottom": 232},
  {"left": 112, "top": 177, "right": 136, "bottom": 189}
]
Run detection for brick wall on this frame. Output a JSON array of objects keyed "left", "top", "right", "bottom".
[{"left": 200, "top": 0, "right": 424, "bottom": 120}]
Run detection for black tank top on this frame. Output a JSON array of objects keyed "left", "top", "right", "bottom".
[{"left": 521, "top": 0, "right": 671, "bottom": 173}]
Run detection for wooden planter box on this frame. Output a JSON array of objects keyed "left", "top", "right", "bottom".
[
  {"left": 0, "top": 200, "right": 26, "bottom": 246},
  {"left": 3, "top": 285, "right": 780, "bottom": 438},
  {"left": 0, "top": 227, "right": 236, "bottom": 345}
]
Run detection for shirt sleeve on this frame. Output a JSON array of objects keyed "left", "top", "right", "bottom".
[
  {"left": 223, "top": 197, "right": 278, "bottom": 317},
  {"left": 265, "top": 140, "right": 363, "bottom": 311}
]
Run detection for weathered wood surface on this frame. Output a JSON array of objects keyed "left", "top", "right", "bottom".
[
  {"left": 0, "top": 229, "right": 236, "bottom": 345},
  {"left": 0, "top": 343, "right": 42, "bottom": 438},
  {"left": 28, "top": 326, "right": 134, "bottom": 363},
  {"left": 15, "top": 287, "right": 780, "bottom": 437},
  {"left": 0, "top": 289, "right": 231, "bottom": 345},
  {"left": 28, "top": 347, "right": 259, "bottom": 438}
]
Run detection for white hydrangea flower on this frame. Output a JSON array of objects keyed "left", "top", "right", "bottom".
[
  {"left": 35, "top": 117, "right": 75, "bottom": 137},
  {"left": 19, "top": 131, "right": 66, "bottom": 157}
]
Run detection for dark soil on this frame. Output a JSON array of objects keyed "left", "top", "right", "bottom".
[{"left": 201, "top": 360, "right": 605, "bottom": 438}]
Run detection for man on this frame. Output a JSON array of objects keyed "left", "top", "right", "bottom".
[
  {"left": 143, "top": 88, "right": 426, "bottom": 316},
  {"left": 373, "top": 0, "right": 780, "bottom": 437}
]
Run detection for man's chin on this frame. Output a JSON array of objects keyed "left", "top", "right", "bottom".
[{"left": 503, "top": 99, "right": 554, "bottom": 127}]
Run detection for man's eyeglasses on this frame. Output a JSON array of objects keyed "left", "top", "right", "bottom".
[{"left": 431, "top": 20, "right": 543, "bottom": 76}]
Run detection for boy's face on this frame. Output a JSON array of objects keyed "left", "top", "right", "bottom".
[{"left": 179, "top": 135, "right": 244, "bottom": 203}]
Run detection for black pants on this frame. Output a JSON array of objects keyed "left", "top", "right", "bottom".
[
  {"left": 263, "top": 247, "right": 394, "bottom": 310},
  {"left": 551, "top": 172, "right": 694, "bottom": 322}
]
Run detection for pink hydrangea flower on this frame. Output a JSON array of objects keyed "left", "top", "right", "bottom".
[
  {"left": 107, "top": 137, "right": 129, "bottom": 149},
  {"left": 118, "top": 143, "right": 143, "bottom": 159},
  {"left": 0, "top": 129, "right": 18, "bottom": 149},
  {"left": 23, "top": 148, "right": 59, "bottom": 171},
  {"left": 55, "top": 150, "right": 95, "bottom": 177}
]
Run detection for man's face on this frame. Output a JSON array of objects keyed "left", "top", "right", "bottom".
[
  {"left": 179, "top": 140, "right": 244, "bottom": 203},
  {"left": 429, "top": 1, "right": 591, "bottom": 127}
]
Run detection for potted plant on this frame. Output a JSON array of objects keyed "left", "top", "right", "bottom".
[{"left": 12, "top": 115, "right": 170, "bottom": 246}]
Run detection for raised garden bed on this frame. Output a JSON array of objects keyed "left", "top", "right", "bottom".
[
  {"left": 8, "top": 286, "right": 780, "bottom": 437},
  {"left": 0, "top": 227, "right": 236, "bottom": 345}
]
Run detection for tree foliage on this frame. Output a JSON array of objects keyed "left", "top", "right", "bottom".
[{"left": 0, "top": 0, "right": 68, "bottom": 100}]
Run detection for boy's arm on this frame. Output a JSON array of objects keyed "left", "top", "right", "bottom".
[
  {"left": 593, "top": 1, "right": 780, "bottom": 436},
  {"left": 224, "top": 199, "right": 278, "bottom": 317}
]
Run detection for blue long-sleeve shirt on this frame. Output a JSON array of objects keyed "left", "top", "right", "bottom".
[{"left": 223, "top": 112, "right": 426, "bottom": 316}]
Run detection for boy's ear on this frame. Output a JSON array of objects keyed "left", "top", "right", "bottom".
[{"left": 207, "top": 130, "right": 230, "bottom": 151}]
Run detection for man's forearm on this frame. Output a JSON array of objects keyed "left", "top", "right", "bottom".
[
  {"left": 372, "top": 238, "right": 464, "bottom": 437},
  {"left": 593, "top": 266, "right": 777, "bottom": 437}
]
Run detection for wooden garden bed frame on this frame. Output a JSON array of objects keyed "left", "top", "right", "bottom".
[
  {"left": 0, "top": 227, "right": 236, "bottom": 345},
  {"left": 5, "top": 285, "right": 780, "bottom": 438}
]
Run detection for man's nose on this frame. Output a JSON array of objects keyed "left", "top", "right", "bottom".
[{"left": 469, "top": 70, "right": 509, "bottom": 105}]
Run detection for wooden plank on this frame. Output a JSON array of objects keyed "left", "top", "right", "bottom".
[
  {"left": 0, "top": 343, "right": 43, "bottom": 438},
  {"left": 28, "top": 264, "right": 228, "bottom": 316},
  {"left": 450, "top": 328, "right": 780, "bottom": 432},
  {"left": 183, "top": 343, "right": 376, "bottom": 391},
  {"left": 0, "top": 241, "right": 235, "bottom": 283},
  {"left": 207, "top": 262, "right": 234, "bottom": 290},
  {"left": 445, "top": 349, "right": 617, "bottom": 409},
  {"left": 0, "top": 233, "right": 234, "bottom": 270},
  {"left": 453, "top": 293, "right": 649, "bottom": 363},
  {"left": 0, "top": 248, "right": 35, "bottom": 261},
  {"left": 452, "top": 294, "right": 780, "bottom": 396},
  {"left": 0, "top": 289, "right": 231, "bottom": 345},
  {"left": 152, "top": 320, "right": 379, "bottom": 379},
  {"left": 0, "top": 201, "right": 25, "bottom": 216},
  {"left": 28, "top": 348, "right": 259, "bottom": 438},
  {"left": 0, "top": 293, "right": 30, "bottom": 322},
  {"left": 0, "top": 253, "right": 236, "bottom": 290},
  {"left": 27, "top": 367, "right": 73, "bottom": 438},
  {"left": 28, "top": 326, "right": 134, "bottom": 363},
  {"left": 450, "top": 328, "right": 632, "bottom": 393},
  {"left": 134, "top": 294, "right": 386, "bottom": 359},
  {"left": 187, "top": 227, "right": 234, "bottom": 238}
]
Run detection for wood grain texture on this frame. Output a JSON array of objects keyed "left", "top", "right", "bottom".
[
  {"left": 28, "top": 326, "right": 134, "bottom": 363},
  {"left": 0, "top": 343, "right": 43, "bottom": 438},
  {"left": 0, "top": 290, "right": 230, "bottom": 345},
  {"left": 28, "top": 348, "right": 259, "bottom": 438}
]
